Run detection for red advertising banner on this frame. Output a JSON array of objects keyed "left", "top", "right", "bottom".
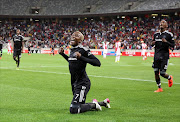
[
  {"left": 23, "top": 49, "right": 180, "bottom": 57},
  {"left": 64, "top": 50, "right": 69, "bottom": 54},
  {"left": 122, "top": 51, "right": 180, "bottom": 57},
  {"left": 122, "top": 51, "right": 141, "bottom": 56},
  {"left": 169, "top": 52, "right": 180, "bottom": 57},
  {"left": 91, "top": 51, "right": 102, "bottom": 55},
  {"left": 41, "top": 50, "right": 58, "bottom": 54}
]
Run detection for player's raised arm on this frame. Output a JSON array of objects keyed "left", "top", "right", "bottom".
[{"left": 58, "top": 47, "right": 69, "bottom": 62}]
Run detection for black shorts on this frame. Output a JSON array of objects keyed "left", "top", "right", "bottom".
[
  {"left": 153, "top": 57, "right": 169, "bottom": 72},
  {"left": 13, "top": 49, "right": 21, "bottom": 57},
  {"left": 71, "top": 84, "right": 90, "bottom": 105}
]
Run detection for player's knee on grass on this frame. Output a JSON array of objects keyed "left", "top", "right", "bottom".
[{"left": 70, "top": 104, "right": 80, "bottom": 114}]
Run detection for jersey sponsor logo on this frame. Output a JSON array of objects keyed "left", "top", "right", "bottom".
[
  {"left": 155, "top": 39, "right": 162, "bottom": 41},
  {"left": 68, "top": 58, "right": 77, "bottom": 60},
  {"left": 14, "top": 38, "right": 22, "bottom": 41}
]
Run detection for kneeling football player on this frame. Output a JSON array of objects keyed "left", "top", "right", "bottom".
[{"left": 58, "top": 31, "right": 110, "bottom": 114}]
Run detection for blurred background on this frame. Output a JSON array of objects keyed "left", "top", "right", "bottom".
[{"left": 0, "top": 0, "right": 179, "bottom": 51}]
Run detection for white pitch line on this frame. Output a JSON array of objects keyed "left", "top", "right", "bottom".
[
  {"left": 169, "top": 63, "right": 174, "bottom": 65},
  {"left": 1, "top": 67, "right": 179, "bottom": 85},
  {"left": 20, "top": 66, "right": 68, "bottom": 68}
]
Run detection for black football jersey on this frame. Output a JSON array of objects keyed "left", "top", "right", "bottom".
[
  {"left": 69, "top": 45, "right": 92, "bottom": 87},
  {"left": 0, "top": 44, "right": 2, "bottom": 50},
  {"left": 13, "top": 34, "right": 24, "bottom": 50},
  {"left": 0, "top": 41, "right": 3, "bottom": 49},
  {"left": 61, "top": 45, "right": 101, "bottom": 88},
  {"left": 153, "top": 30, "right": 175, "bottom": 59}
]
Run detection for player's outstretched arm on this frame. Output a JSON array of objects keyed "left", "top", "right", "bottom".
[
  {"left": 58, "top": 47, "right": 69, "bottom": 62},
  {"left": 75, "top": 52, "right": 101, "bottom": 67}
]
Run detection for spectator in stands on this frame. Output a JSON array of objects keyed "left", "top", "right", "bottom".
[{"left": 0, "top": 16, "right": 179, "bottom": 50}]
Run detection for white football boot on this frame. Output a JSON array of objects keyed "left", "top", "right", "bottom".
[
  {"left": 104, "top": 98, "right": 111, "bottom": 108},
  {"left": 92, "top": 99, "right": 102, "bottom": 111}
]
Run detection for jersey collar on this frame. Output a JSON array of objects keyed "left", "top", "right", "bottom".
[{"left": 159, "top": 30, "right": 168, "bottom": 34}]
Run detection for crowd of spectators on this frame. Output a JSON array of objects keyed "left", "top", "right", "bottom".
[{"left": 0, "top": 16, "right": 180, "bottom": 50}]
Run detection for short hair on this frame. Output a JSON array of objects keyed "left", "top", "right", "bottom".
[
  {"left": 160, "top": 19, "right": 168, "bottom": 27},
  {"left": 75, "top": 31, "right": 84, "bottom": 41}
]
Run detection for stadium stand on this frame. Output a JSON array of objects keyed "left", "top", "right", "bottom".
[
  {"left": 0, "top": 16, "right": 179, "bottom": 50},
  {"left": 0, "top": 0, "right": 179, "bottom": 15},
  {"left": 0, "top": 0, "right": 179, "bottom": 50},
  {"left": 133, "top": 0, "right": 180, "bottom": 11}
]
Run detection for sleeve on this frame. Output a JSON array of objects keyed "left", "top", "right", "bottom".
[
  {"left": 151, "top": 34, "right": 156, "bottom": 46},
  {"left": 166, "top": 34, "right": 175, "bottom": 48},
  {"left": 60, "top": 53, "right": 69, "bottom": 62},
  {"left": 79, "top": 50, "right": 101, "bottom": 67}
]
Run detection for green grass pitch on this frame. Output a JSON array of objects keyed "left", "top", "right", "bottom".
[{"left": 0, "top": 53, "right": 180, "bottom": 122}]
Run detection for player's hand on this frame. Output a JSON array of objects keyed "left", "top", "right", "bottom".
[
  {"left": 58, "top": 47, "right": 64, "bottom": 54},
  {"left": 74, "top": 52, "right": 81, "bottom": 59},
  {"left": 162, "top": 38, "right": 167, "bottom": 42}
]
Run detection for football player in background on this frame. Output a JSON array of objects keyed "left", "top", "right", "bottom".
[
  {"left": 141, "top": 40, "right": 147, "bottom": 60},
  {"left": 58, "top": 31, "right": 110, "bottom": 114},
  {"left": 115, "top": 38, "right": 121, "bottom": 62},
  {"left": 50, "top": 44, "right": 55, "bottom": 56},
  {"left": 12, "top": 29, "right": 24, "bottom": 70},
  {"left": 7, "top": 40, "right": 12, "bottom": 55},
  {"left": 103, "top": 40, "right": 109, "bottom": 59},
  {"left": 0, "top": 39, "right": 3, "bottom": 59},
  {"left": 152, "top": 20, "right": 174, "bottom": 92},
  {"left": 28, "top": 44, "right": 31, "bottom": 55}
]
